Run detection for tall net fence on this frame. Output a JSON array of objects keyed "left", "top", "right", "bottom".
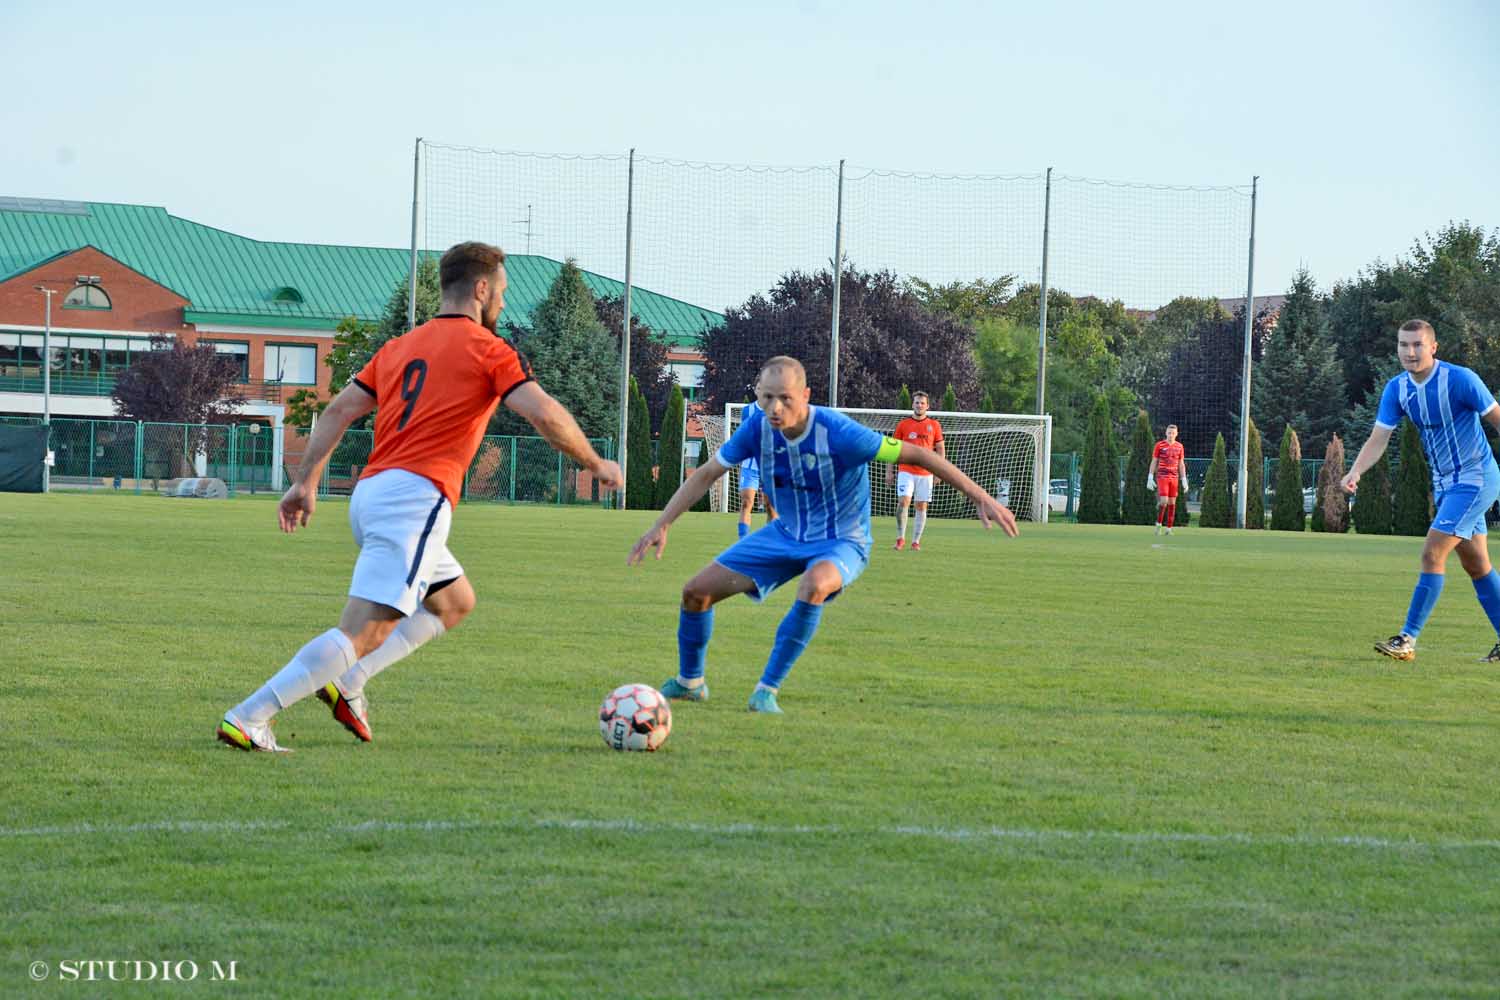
[{"left": 413, "top": 143, "right": 1257, "bottom": 514}]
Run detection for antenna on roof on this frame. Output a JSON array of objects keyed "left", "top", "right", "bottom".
[{"left": 512, "top": 204, "right": 533, "bottom": 255}]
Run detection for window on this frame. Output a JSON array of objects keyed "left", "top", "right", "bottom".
[
  {"left": 668, "top": 362, "right": 705, "bottom": 388},
  {"left": 62, "top": 281, "right": 111, "bottom": 310},
  {"left": 204, "top": 340, "right": 250, "bottom": 382},
  {"left": 272, "top": 286, "right": 305, "bottom": 304},
  {"left": 265, "top": 343, "right": 317, "bottom": 385}
]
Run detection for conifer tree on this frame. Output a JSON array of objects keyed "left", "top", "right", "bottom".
[
  {"left": 1199, "top": 433, "right": 1233, "bottom": 528},
  {"left": 1122, "top": 411, "right": 1156, "bottom": 524},
  {"left": 1077, "top": 395, "right": 1120, "bottom": 524},
  {"left": 1394, "top": 418, "right": 1433, "bottom": 536},
  {"left": 654, "top": 385, "right": 686, "bottom": 509},
  {"left": 1270, "top": 426, "right": 1305, "bottom": 530},
  {"left": 626, "top": 376, "right": 655, "bottom": 510},
  {"left": 1352, "top": 452, "right": 1394, "bottom": 535},
  {"left": 1244, "top": 417, "right": 1265, "bottom": 529}
]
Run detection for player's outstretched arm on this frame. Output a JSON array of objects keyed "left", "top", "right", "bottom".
[
  {"left": 1341, "top": 425, "right": 1394, "bottom": 494},
  {"left": 505, "top": 382, "right": 623, "bottom": 490},
  {"left": 895, "top": 443, "right": 1018, "bottom": 537},
  {"left": 628, "top": 457, "right": 729, "bottom": 565},
  {"left": 278, "top": 381, "right": 376, "bottom": 533}
]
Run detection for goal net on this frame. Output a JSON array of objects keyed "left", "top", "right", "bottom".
[{"left": 699, "top": 405, "right": 1052, "bottom": 523}]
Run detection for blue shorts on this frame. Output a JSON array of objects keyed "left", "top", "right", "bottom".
[
  {"left": 715, "top": 525, "right": 869, "bottom": 604},
  {"left": 1432, "top": 471, "right": 1500, "bottom": 539},
  {"left": 739, "top": 467, "right": 761, "bottom": 492}
]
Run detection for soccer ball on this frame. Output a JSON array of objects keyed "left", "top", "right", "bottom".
[{"left": 598, "top": 683, "right": 672, "bottom": 752}]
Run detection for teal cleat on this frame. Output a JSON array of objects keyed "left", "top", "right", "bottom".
[
  {"left": 660, "top": 677, "right": 709, "bottom": 701},
  {"left": 747, "top": 688, "right": 783, "bottom": 714}
]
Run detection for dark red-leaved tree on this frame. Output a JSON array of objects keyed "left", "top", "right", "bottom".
[
  {"left": 112, "top": 335, "right": 242, "bottom": 477},
  {"left": 699, "top": 266, "right": 981, "bottom": 412}
]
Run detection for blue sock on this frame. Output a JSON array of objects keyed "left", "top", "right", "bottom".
[
  {"left": 738, "top": 522, "right": 748, "bottom": 538},
  {"left": 759, "top": 600, "right": 824, "bottom": 690},
  {"left": 1402, "top": 572, "right": 1445, "bottom": 638},
  {"left": 1472, "top": 570, "right": 1500, "bottom": 636},
  {"left": 677, "top": 608, "right": 713, "bottom": 681}
]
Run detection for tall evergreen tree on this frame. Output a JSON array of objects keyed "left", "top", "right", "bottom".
[
  {"left": 1199, "top": 433, "right": 1233, "bottom": 528},
  {"left": 897, "top": 384, "right": 912, "bottom": 411},
  {"left": 654, "top": 385, "right": 687, "bottom": 509},
  {"left": 1352, "top": 452, "right": 1394, "bottom": 535},
  {"left": 1252, "top": 270, "right": 1347, "bottom": 457},
  {"left": 505, "top": 259, "right": 619, "bottom": 441},
  {"left": 980, "top": 388, "right": 996, "bottom": 412},
  {"left": 1270, "top": 426, "right": 1305, "bottom": 530},
  {"left": 1122, "top": 411, "right": 1156, "bottom": 524},
  {"left": 1394, "top": 418, "right": 1433, "bottom": 536},
  {"left": 626, "top": 377, "right": 655, "bottom": 510},
  {"left": 1244, "top": 417, "right": 1266, "bottom": 529},
  {"left": 941, "top": 384, "right": 957, "bottom": 412},
  {"left": 1077, "top": 395, "right": 1119, "bottom": 524}
]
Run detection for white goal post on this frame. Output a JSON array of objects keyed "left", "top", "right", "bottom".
[{"left": 698, "top": 405, "right": 1053, "bottom": 523}]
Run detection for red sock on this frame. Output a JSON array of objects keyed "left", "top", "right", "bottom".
[
  {"left": 1166, "top": 504, "right": 1176, "bottom": 528},
  {"left": 1156, "top": 507, "right": 1165, "bottom": 525}
]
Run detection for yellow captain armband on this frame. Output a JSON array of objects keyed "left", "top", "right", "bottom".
[{"left": 875, "top": 436, "right": 902, "bottom": 464}]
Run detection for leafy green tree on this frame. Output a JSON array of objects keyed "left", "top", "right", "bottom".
[
  {"left": 1394, "top": 418, "right": 1433, "bottom": 535},
  {"left": 941, "top": 384, "right": 957, "bottom": 412},
  {"left": 1199, "top": 433, "right": 1233, "bottom": 528},
  {"left": 1122, "top": 411, "right": 1156, "bottom": 524},
  {"left": 973, "top": 318, "right": 1036, "bottom": 415},
  {"left": 1352, "top": 452, "right": 1394, "bottom": 535},
  {"left": 907, "top": 275, "right": 1016, "bottom": 325},
  {"left": 1244, "top": 417, "right": 1265, "bottom": 529},
  {"left": 654, "top": 385, "right": 686, "bottom": 509},
  {"left": 1270, "top": 425, "right": 1305, "bottom": 530},
  {"left": 897, "top": 384, "right": 911, "bottom": 411},
  {"left": 980, "top": 388, "right": 996, "bottom": 412},
  {"left": 1077, "top": 395, "right": 1119, "bottom": 524},
  {"left": 626, "top": 377, "right": 654, "bottom": 510}
]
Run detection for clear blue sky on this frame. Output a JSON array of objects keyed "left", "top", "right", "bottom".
[{"left": 3, "top": 0, "right": 1496, "bottom": 307}]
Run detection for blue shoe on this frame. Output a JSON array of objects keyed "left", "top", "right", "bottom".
[
  {"left": 660, "top": 677, "right": 709, "bottom": 701},
  {"left": 747, "top": 688, "right": 783, "bottom": 714}
]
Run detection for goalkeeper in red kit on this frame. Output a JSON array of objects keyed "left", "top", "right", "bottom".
[{"left": 1147, "top": 424, "right": 1187, "bottom": 535}]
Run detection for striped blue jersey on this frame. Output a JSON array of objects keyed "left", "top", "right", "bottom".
[
  {"left": 717, "top": 406, "right": 885, "bottom": 544},
  {"left": 1375, "top": 361, "right": 1499, "bottom": 490}
]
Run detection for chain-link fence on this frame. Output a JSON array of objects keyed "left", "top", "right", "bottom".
[{"left": 2, "top": 416, "right": 613, "bottom": 506}]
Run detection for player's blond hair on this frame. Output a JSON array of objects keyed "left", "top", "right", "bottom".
[
  {"left": 759, "top": 356, "right": 807, "bottom": 386},
  {"left": 440, "top": 241, "right": 507, "bottom": 294}
]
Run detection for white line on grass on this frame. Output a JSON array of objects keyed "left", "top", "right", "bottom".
[{"left": 3, "top": 817, "right": 1498, "bottom": 852}]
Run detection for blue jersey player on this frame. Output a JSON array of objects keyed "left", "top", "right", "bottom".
[
  {"left": 1342, "top": 319, "right": 1500, "bottom": 662},
  {"left": 627, "top": 356, "right": 1018, "bottom": 713}
]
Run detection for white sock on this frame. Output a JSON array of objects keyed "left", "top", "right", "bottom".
[
  {"left": 338, "top": 609, "right": 446, "bottom": 696},
  {"left": 896, "top": 508, "right": 908, "bottom": 540},
  {"left": 234, "top": 628, "right": 357, "bottom": 724},
  {"left": 676, "top": 675, "right": 704, "bottom": 689},
  {"left": 754, "top": 682, "right": 778, "bottom": 694},
  {"left": 913, "top": 510, "right": 927, "bottom": 541}
]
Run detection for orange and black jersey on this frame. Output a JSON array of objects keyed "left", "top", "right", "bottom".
[{"left": 354, "top": 314, "right": 532, "bottom": 505}]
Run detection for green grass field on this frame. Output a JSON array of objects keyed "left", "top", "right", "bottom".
[{"left": 4, "top": 493, "right": 1499, "bottom": 997}]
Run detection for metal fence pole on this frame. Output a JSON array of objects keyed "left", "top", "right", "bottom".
[
  {"left": 407, "top": 137, "right": 422, "bottom": 331},
  {"left": 508, "top": 438, "right": 517, "bottom": 502},
  {"left": 134, "top": 420, "right": 143, "bottom": 492},
  {"left": 227, "top": 424, "right": 237, "bottom": 496},
  {"left": 617, "top": 149, "right": 636, "bottom": 509},
  {"left": 1037, "top": 167, "right": 1052, "bottom": 416},
  {"left": 1235, "top": 176, "right": 1259, "bottom": 529},
  {"left": 556, "top": 450, "right": 564, "bottom": 505},
  {"left": 829, "top": 158, "right": 846, "bottom": 408}
]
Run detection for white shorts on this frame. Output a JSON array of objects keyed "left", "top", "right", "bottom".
[
  {"left": 896, "top": 471, "right": 934, "bottom": 503},
  {"left": 348, "top": 469, "right": 464, "bottom": 616}
]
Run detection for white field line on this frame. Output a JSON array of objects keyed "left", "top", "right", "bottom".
[{"left": 1, "top": 816, "right": 1498, "bottom": 852}]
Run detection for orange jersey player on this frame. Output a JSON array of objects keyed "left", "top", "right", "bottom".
[
  {"left": 216, "top": 241, "right": 622, "bottom": 753},
  {"left": 886, "top": 391, "right": 945, "bottom": 550},
  {"left": 1147, "top": 424, "right": 1187, "bottom": 535}
]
